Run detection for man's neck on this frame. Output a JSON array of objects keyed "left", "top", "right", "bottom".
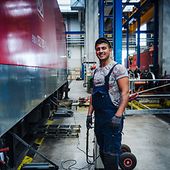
[{"left": 100, "top": 58, "right": 112, "bottom": 67}]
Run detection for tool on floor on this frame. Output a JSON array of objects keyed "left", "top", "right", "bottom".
[
  {"left": 10, "top": 133, "right": 59, "bottom": 170},
  {"left": 21, "top": 163, "right": 57, "bottom": 170},
  {"left": 35, "top": 124, "right": 81, "bottom": 138}
]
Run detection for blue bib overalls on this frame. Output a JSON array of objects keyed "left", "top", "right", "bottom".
[{"left": 92, "top": 64, "right": 124, "bottom": 170}]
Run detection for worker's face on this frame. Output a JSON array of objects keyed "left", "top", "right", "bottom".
[{"left": 95, "top": 43, "right": 111, "bottom": 62}]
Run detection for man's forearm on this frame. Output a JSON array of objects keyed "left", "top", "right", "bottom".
[
  {"left": 116, "top": 77, "right": 129, "bottom": 117},
  {"left": 87, "top": 96, "right": 94, "bottom": 116},
  {"left": 87, "top": 104, "right": 94, "bottom": 116},
  {"left": 115, "top": 93, "right": 129, "bottom": 117}
]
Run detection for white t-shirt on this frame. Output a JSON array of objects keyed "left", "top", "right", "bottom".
[{"left": 93, "top": 61, "right": 129, "bottom": 107}]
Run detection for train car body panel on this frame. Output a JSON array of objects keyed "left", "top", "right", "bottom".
[
  {"left": 0, "top": 0, "right": 67, "bottom": 137},
  {"left": 129, "top": 50, "right": 153, "bottom": 71}
]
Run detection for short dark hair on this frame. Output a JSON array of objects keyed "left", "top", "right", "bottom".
[{"left": 95, "top": 37, "right": 112, "bottom": 49}]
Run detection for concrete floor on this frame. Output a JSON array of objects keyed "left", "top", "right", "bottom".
[{"left": 33, "top": 80, "right": 170, "bottom": 170}]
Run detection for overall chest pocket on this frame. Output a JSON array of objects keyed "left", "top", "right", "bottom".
[{"left": 92, "top": 92, "right": 112, "bottom": 110}]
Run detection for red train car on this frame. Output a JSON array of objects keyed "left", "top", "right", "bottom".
[
  {"left": 129, "top": 48, "right": 153, "bottom": 72},
  {"left": 0, "top": 0, "right": 67, "bottom": 68},
  {"left": 0, "top": 0, "right": 68, "bottom": 168}
]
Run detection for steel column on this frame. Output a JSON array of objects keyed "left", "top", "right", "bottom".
[
  {"left": 81, "top": 63, "right": 85, "bottom": 80},
  {"left": 126, "top": 24, "right": 129, "bottom": 68},
  {"left": 113, "top": 0, "right": 122, "bottom": 64},
  {"left": 99, "top": 0, "right": 105, "bottom": 37},
  {"left": 137, "top": 14, "right": 141, "bottom": 68},
  {"left": 153, "top": 0, "right": 159, "bottom": 74}
]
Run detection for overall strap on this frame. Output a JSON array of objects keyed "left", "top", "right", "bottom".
[
  {"left": 105, "top": 63, "right": 118, "bottom": 89},
  {"left": 92, "top": 63, "right": 118, "bottom": 88},
  {"left": 91, "top": 69, "right": 97, "bottom": 88}
]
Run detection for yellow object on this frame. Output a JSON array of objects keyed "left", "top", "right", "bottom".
[{"left": 17, "top": 156, "right": 33, "bottom": 170}]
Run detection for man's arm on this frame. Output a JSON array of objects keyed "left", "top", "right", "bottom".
[
  {"left": 129, "top": 92, "right": 138, "bottom": 101},
  {"left": 115, "top": 77, "right": 129, "bottom": 117},
  {"left": 87, "top": 95, "right": 94, "bottom": 116},
  {"left": 86, "top": 95, "right": 94, "bottom": 129}
]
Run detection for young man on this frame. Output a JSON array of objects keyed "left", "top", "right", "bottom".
[{"left": 86, "top": 37, "right": 129, "bottom": 170}]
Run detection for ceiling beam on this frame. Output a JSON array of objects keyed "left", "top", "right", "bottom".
[{"left": 128, "top": 5, "right": 154, "bottom": 33}]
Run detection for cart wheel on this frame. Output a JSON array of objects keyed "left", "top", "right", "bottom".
[
  {"left": 83, "top": 83, "right": 87, "bottom": 87},
  {"left": 119, "top": 152, "right": 137, "bottom": 170},
  {"left": 121, "top": 144, "right": 131, "bottom": 153}
]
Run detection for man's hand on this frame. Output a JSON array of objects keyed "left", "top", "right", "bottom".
[
  {"left": 111, "top": 115, "right": 122, "bottom": 128},
  {"left": 129, "top": 92, "right": 138, "bottom": 102},
  {"left": 86, "top": 115, "right": 92, "bottom": 129}
]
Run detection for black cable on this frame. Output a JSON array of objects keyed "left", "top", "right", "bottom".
[
  {"left": 60, "top": 108, "right": 96, "bottom": 170},
  {"left": 61, "top": 160, "right": 77, "bottom": 170},
  {"left": 61, "top": 159, "right": 94, "bottom": 170}
]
